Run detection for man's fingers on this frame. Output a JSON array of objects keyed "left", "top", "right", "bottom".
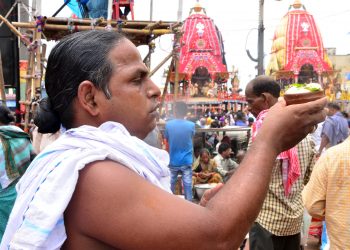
[
  {"left": 202, "top": 183, "right": 224, "bottom": 202},
  {"left": 293, "top": 97, "right": 328, "bottom": 114}
]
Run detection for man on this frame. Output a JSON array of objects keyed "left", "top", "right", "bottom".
[
  {"left": 318, "top": 102, "right": 348, "bottom": 155},
  {"left": 164, "top": 101, "right": 195, "bottom": 201},
  {"left": 213, "top": 142, "right": 238, "bottom": 182},
  {"left": 235, "top": 111, "right": 248, "bottom": 127},
  {"left": 1, "top": 31, "right": 326, "bottom": 249},
  {"left": 303, "top": 137, "right": 350, "bottom": 250},
  {"left": 245, "top": 76, "right": 316, "bottom": 250}
]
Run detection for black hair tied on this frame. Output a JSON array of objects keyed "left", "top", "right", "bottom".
[{"left": 34, "top": 97, "right": 61, "bottom": 133}]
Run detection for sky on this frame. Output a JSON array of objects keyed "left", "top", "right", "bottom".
[{"left": 40, "top": 0, "right": 350, "bottom": 90}]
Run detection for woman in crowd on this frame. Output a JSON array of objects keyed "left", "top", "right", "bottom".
[
  {"left": 0, "top": 106, "right": 35, "bottom": 240},
  {"left": 193, "top": 148, "right": 223, "bottom": 184}
]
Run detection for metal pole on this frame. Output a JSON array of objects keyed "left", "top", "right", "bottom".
[
  {"left": 258, "top": 0, "right": 265, "bottom": 75},
  {"left": 52, "top": 0, "right": 70, "bottom": 17},
  {"left": 150, "top": 0, "right": 153, "bottom": 21},
  {"left": 177, "top": 0, "right": 183, "bottom": 22}
]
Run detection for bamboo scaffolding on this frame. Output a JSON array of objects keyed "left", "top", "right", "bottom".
[
  {"left": 22, "top": 51, "right": 34, "bottom": 133},
  {"left": 0, "top": 15, "right": 31, "bottom": 46},
  {"left": 12, "top": 22, "right": 174, "bottom": 35},
  {"left": 173, "top": 32, "right": 181, "bottom": 99},
  {"left": 149, "top": 52, "right": 173, "bottom": 77},
  {"left": 0, "top": 52, "right": 7, "bottom": 106},
  {"left": 159, "top": 58, "right": 175, "bottom": 117},
  {"left": 2, "top": 13, "right": 183, "bottom": 125},
  {"left": 43, "top": 17, "right": 180, "bottom": 28}
]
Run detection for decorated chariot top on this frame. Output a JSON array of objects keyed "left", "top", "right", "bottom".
[
  {"left": 178, "top": 3, "right": 228, "bottom": 81},
  {"left": 266, "top": 0, "right": 333, "bottom": 77}
]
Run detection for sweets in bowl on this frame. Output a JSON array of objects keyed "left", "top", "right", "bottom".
[{"left": 283, "top": 83, "right": 324, "bottom": 105}]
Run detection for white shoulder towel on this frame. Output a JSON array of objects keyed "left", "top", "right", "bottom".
[{"left": 1, "top": 122, "right": 170, "bottom": 250}]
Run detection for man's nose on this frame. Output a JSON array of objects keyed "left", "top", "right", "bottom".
[{"left": 147, "top": 79, "right": 161, "bottom": 98}]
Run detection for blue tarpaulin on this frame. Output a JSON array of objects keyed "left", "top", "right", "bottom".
[
  {"left": 64, "top": 0, "right": 90, "bottom": 18},
  {"left": 64, "top": 0, "right": 108, "bottom": 19}
]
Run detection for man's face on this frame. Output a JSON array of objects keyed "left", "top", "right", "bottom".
[
  {"left": 96, "top": 39, "right": 161, "bottom": 139},
  {"left": 222, "top": 148, "right": 231, "bottom": 159},
  {"left": 327, "top": 107, "right": 336, "bottom": 116},
  {"left": 245, "top": 84, "right": 268, "bottom": 118}
]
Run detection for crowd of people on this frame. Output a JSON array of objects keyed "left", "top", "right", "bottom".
[{"left": 0, "top": 30, "right": 349, "bottom": 250}]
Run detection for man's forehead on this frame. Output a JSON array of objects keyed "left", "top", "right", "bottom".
[{"left": 113, "top": 61, "right": 148, "bottom": 72}]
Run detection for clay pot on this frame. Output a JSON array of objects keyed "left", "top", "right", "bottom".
[{"left": 284, "top": 91, "right": 324, "bottom": 105}]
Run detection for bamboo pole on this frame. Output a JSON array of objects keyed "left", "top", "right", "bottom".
[
  {"left": 12, "top": 22, "right": 174, "bottom": 35},
  {"left": 43, "top": 17, "right": 177, "bottom": 28},
  {"left": 0, "top": 0, "right": 18, "bottom": 28},
  {"left": 0, "top": 52, "right": 7, "bottom": 106},
  {"left": 144, "top": 21, "right": 162, "bottom": 30},
  {"left": 23, "top": 51, "right": 34, "bottom": 133},
  {"left": 149, "top": 52, "right": 173, "bottom": 77},
  {"left": 159, "top": 58, "right": 175, "bottom": 117},
  {"left": 23, "top": 18, "right": 43, "bottom": 132},
  {"left": 173, "top": 31, "right": 181, "bottom": 100},
  {"left": 40, "top": 43, "right": 46, "bottom": 81},
  {"left": 0, "top": 15, "right": 31, "bottom": 46}
]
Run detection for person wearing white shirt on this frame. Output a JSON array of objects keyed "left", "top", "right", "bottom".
[{"left": 213, "top": 142, "right": 238, "bottom": 182}]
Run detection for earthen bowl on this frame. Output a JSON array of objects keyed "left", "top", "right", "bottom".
[{"left": 284, "top": 91, "right": 324, "bottom": 105}]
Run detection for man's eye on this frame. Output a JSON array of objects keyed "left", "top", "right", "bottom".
[{"left": 132, "top": 78, "right": 142, "bottom": 84}]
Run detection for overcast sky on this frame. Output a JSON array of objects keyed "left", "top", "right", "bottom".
[{"left": 41, "top": 0, "right": 350, "bottom": 90}]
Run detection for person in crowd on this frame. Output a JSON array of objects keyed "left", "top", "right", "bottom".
[
  {"left": 340, "top": 111, "right": 350, "bottom": 128},
  {"left": 206, "top": 120, "right": 220, "bottom": 153},
  {"left": 318, "top": 102, "right": 348, "bottom": 156},
  {"left": 248, "top": 117, "right": 255, "bottom": 127},
  {"left": 215, "top": 135, "right": 231, "bottom": 152},
  {"left": 303, "top": 136, "right": 350, "bottom": 250},
  {"left": 311, "top": 104, "right": 347, "bottom": 240},
  {"left": 1, "top": 30, "right": 326, "bottom": 250},
  {"left": 197, "top": 116, "right": 207, "bottom": 128},
  {"left": 31, "top": 125, "right": 61, "bottom": 154},
  {"left": 236, "top": 149, "right": 246, "bottom": 164},
  {"left": 213, "top": 142, "right": 238, "bottom": 182},
  {"left": 235, "top": 111, "right": 248, "bottom": 126},
  {"left": 245, "top": 75, "right": 317, "bottom": 250},
  {"left": 0, "top": 106, "right": 36, "bottom": 240},
  {"left": 143, "top": 125, "right": 162, "bottom": 149},
  {"left": 193, "top": 148, "right": 222, "bottom": 184},
  {"left": 165, "top": 101, "right": 195, "bottom": 201}
]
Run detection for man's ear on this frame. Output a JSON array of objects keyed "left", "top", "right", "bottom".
[
  {"left": 260, "top": 92, "right": 268, "bottom": 104},
  {"left": 77, "top": 81, "right": 100, "bottom": 116},
  {"left": 261, "top": 92, "right": 276, "bottom": 106}
]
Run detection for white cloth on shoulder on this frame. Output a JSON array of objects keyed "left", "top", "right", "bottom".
[{"left": 1, "top": 121, "right": 170, "bottom": 250}]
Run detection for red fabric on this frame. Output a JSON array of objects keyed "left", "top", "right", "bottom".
[
  {"left": 252, "top": 109, "right": 300, "bottom": 196},
  {"left": 178, "top": 13, "right": 228, "bottom": 79},
  {"left": 308, "top": 217, "right": 323, "bottom": 238}
]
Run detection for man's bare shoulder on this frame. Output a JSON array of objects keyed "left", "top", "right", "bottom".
[{"left": 64, "top": 160, "right": 145, "bottom": 248}]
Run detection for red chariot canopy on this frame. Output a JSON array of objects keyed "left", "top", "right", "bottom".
[
  {"left": 266, "top": 0, "right": 333, "bottom": 76},
  {"left": 178, "top": 5, "right": 228, "bottom": 81}
]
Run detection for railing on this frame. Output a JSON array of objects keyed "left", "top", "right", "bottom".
[
  {"left": 158, "top": 124, "right": 251, "bottom": 152},
  {"left": 160, "top": 93, "right": 246, "bottom": 103},
  {"left": 217, "top": 92, "right": 246, "bottom": 101}
]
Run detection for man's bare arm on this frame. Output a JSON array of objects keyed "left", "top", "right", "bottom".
[{"left": 64, "top": 97, "right": 327, "bottom": 250}]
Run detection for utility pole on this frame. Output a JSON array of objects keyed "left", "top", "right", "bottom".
[
  {"left": 150, "top": 0, "right": 153, "bottom": 21},
  {"left": 257, "top": 0, "right": 264, "bottom": 76},
  {"left": 177, "top": 0, "right": 183, "bottom": 22}
]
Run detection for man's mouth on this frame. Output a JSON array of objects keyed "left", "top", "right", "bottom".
[{"left": 150, "top": 102, "right": 160, "bottom": 113}]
